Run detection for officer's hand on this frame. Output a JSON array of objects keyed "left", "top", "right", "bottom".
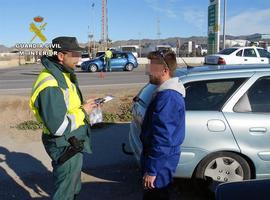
[
  {"left": 143, "top": 173, "right": 156, "bottom": 189},
  {"left": 82, "top": 98, "right": 97, "bottom": 114}
]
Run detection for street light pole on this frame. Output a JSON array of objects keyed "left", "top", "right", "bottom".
[
  {"left": 223, "top": 0, "right": 227, "bottom": 49},
  {"left": 138, "top": 32, "right": 141, "bottom": 57},
  {"left": 91, "top": 1, "right": 96, "bottom": 56}
]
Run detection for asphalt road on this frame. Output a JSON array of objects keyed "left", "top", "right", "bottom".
[{"left": 0, "top": 64, "right": 148, "bottom": 92}]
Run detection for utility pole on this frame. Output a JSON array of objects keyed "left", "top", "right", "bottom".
[
  {"left": 222, "top": 0, "right": 227, "bottom": 49},
  {"left": 157, "top": 17, "right": 161, "bottom": 45},
  {"left": 101, "top": 0, "right": 108, "bottom": 50},
  {"left": 138, "top": 32, "right": 142, "bottom": 57},
  {"left": 91, "top": 2, "right": 96, "bottom": 55}
]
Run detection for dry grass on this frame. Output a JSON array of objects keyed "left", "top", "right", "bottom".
[{"left": 0, "top": 86, "right": 141, "bottom": 137}]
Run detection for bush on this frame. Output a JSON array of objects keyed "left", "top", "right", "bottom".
[
  {"left": 14, "top": 100, "right": 133, "bottom": 130},
  {"left": 15, "top": 120, "right": 43, "bottom": 130},
  {"left": 103, "top": 102, "right": 133, "bottom": 122},
  {"left": 117, "top": 102, "right": 133, "bottom": 122}
]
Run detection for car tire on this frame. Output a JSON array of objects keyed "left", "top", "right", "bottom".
[
  {"left": 124, "top": 63, "right": 134, "bottom": 71},
  {"left": 88, "top": 64, "right": 98, "bottom": 73},
  {"left": 195, "top": 152, "right": 251, "bottom": 183}
]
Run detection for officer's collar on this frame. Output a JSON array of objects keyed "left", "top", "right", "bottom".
[{"left": 41, "top": 56, "right": 69, "bottom": 89}]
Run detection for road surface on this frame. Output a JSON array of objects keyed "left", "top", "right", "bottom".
[{"left": 0, "top": 64, "right": 148, "bottom": 92}]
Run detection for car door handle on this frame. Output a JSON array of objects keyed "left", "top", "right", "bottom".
[
  {"left": 244, "top": 59, "right": 248, "bottom": 61},
  {"left": 261, "top": 59, "right": 265, "bottom": 62},
  {"left": 249, "top": 127, "right": 267, "bottom": 133}
]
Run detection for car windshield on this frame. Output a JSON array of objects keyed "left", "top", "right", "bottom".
[
  {"left": 217, "top": 48, "right": 238, "bottom": 55},
  {"left": 201, "top": 44, "right": 207, "bottom": 49}
]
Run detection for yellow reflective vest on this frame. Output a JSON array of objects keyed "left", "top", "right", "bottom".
[{"left": 29, "top": 69, "right": 86, "bottom": 135}]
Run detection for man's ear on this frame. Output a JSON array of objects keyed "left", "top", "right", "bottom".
[
  {"left": 163, "top": 67, "right": 170, "bottom": 75},
  {"left": 57, "top": 52, "right": 64, "bottom": 62}
]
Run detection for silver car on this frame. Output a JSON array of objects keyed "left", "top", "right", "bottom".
[{"left": 129, "top": 64, "right": 270, "bottom": 183}]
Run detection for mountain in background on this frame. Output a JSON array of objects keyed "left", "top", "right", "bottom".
[
  {"left": 0, "top": 45, "right": 11, "bottom": 53},
  {"left": 0, "top": 33, "right": 267, "bottom": 53},
  {"left": 112, "top": 33, "right": 267, "bottom": 47}
]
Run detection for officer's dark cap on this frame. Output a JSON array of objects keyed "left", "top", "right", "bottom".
[{"left": 52, "top": 36, "right": 84, "bottom": 52}]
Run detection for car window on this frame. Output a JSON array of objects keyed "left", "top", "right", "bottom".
[
  {"left": 81, "top": 54, "right": 89, "bottom": 58},
  {"left": 234, "top": 77, "right": 270, "bottom": 113},
  {"left": 236, "top": 50, "right": 243, "bottom": 57},
  {"left": 257, "top": 49, "right": 270, "bottom": 58},
  {"left": 243, "top": 49, "right": 257, "bottom": 57},
  {"left": 122, "top": 47, "right": 136, "bottom": 52},
  {"left": 185, "top": 78, "right": 246, "bottom": 111},
  {"left": 112, "top": 53, "right": 126, "bottom": 59},
  {"left": 96, "top": 52, "right": 105, "bottom": 57},
  {"left": 217, "top": 48, "right": 238, "bottom": 55}
]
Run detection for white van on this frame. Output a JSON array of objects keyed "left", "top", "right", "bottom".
[{"left": 118, "top": 45, "right": 139, "bottom": 58}]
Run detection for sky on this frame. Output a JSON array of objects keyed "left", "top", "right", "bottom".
[{"left": 0, "top": 0, "right": 269, "bottom": 47}]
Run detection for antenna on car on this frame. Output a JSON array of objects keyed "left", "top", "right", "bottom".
[{"left": 179, "top": 56, "right": 194, "bottom": 69}]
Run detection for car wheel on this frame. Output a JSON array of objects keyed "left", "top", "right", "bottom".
[
  {"left": 125, "top": 63, "right": 134, "bottom": 71},
  {"left": 195, "top": 152, "right": 251, "bottom": 182},
  {"left": 88, "top": 64, "right": 98, "bottom": 73}
]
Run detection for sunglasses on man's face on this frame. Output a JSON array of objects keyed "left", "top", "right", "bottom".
[{"left": 61, "top": 51, "right": 82, "bottom": 57}]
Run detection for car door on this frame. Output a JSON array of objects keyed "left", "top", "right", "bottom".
[
  {"left": 242, "top": 48, "right": 260, "bottom": 64},
  {"left": 174, "top": 78, "right": 245, "bottom": 177},
  {"left": 110, "top": 53, "right": 127, "bottom": 69},
  {"left": 223, "top": 73, "right": 270, "bottom": 178},
  {"left": 183, "top": 78, "right": 245, "bottom": 152},
  {"left": 256, "top": 48, "right": 270, "bottom": 64}
]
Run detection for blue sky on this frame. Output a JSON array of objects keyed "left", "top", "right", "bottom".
[{"left": 0, "top": 0, "right": 269, "bottom": 47}]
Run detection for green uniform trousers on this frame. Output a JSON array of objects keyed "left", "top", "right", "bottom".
[
  {"left": 42, "top": 131, "right": 90, "bottom": 200},
  {"left": 52, "top": 152, "right": 83, "bottom": 200}
]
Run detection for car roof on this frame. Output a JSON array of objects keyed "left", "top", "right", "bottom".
[
  {"left": 176, "top": 64, "right": 270, "bottom": 77},
  {"left": 222, "top": 46, "right": 264, "bottom": 50}
]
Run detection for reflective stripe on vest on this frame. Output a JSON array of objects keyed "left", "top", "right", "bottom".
[{"left": 29, "top": 69, "right": 85, "bottom": 136}]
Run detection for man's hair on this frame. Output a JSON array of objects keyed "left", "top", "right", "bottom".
[{"left": 147, "top": 50, "right": 177, "bottom": 76}]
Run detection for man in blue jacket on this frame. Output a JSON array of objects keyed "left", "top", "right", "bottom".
[{"left": 140, "top": 50, "right": 186, "bottom": 200}]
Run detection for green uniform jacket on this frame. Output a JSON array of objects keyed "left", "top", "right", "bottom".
[{"left": 35, "top": 56, "right": 91, "bottom": 162}]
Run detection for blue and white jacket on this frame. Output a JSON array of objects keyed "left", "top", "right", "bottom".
[{"left": 140, "top": 77, "right": 186, "bottom": 188}]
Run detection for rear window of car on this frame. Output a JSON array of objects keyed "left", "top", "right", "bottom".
[
  {"left": 236, "top": 50, "right": 243, "bottom": 57},
  {"left": 185, "top": 78, "right": 246, "bottom": 111},
  {"left": 217, "top": 48, "right": 238, "bottom": 55},
  {"left": 122, "top": 47, "right": 136, "bottom": 52}
]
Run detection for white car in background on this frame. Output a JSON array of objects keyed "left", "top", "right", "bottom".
[
  {"left": 76, "top": 52, "right": 90, "bottom": 67},
  {"left": 205, "top": 47, "right": 270, "bottom": 65}
]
